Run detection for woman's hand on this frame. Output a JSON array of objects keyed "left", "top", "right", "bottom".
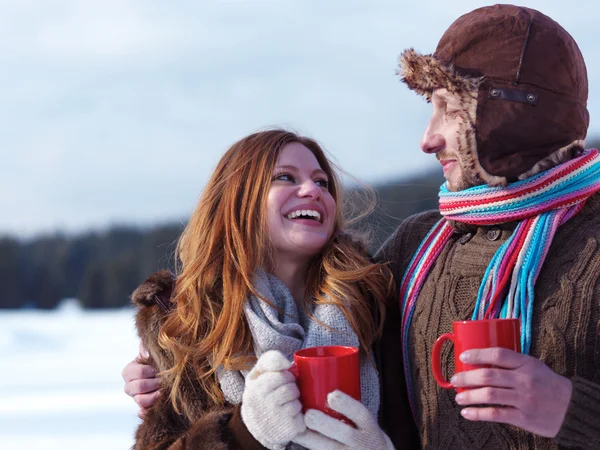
[
  {"left": 121, "top": 343, "right": 161, "bottom": 418},
  {"left": 299, "top": 390, "right": 395, "bottom": 450},
  {"left": 241, "top": 351, "right": 306, "bottom": 450}
]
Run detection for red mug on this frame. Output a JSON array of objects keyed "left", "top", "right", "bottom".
[
  {"left": 289, "top": 345, "right": 360, "bottom": 423},
  {"left": 432, "top": 318, "right": 521, "bottom": 392}
]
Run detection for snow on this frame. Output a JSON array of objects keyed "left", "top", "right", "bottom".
[{"left": 0, "top": 308, "right": 142, "bottom": 449}]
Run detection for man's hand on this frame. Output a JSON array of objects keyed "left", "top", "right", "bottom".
[
  {"left": 122, "top": 342, "right": 161, "bottom": 418},
  {"left": 451, "top": 347, "right": 573, "bottom": 438}
]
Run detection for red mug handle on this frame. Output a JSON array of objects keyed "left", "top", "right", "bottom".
[{"left": 432, "top": 333, "right": 454, "bottom": 389}]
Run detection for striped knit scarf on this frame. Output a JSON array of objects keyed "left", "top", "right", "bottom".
[{"left": 400, "top": 148, "right": 600, "bottom": 418}]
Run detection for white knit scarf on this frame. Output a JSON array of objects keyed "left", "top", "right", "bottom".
[{"left": 217, "top": 269, "right": 380, "bottom": 443}]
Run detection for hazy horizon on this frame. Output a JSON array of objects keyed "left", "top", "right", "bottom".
[{"left": 6, "top": 0, "right": 600, "bottom": 237}]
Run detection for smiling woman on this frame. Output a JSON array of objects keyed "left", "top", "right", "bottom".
[
  {"left": 266, "top": 142, "right": 337, "bottom": 275},
  {"left": 121, "top": 128, "right": 396, "bottom": 450}
]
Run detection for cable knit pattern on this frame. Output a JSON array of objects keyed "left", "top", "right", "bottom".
[
  {"left": 555, "top": 377, "right": 600, "bottom": 448},
  {"left": 376, "top": 193, "right": 600, "bottom": 450},
  {"left": 400, "top": 150, "right": 600, "bottom": 416}
]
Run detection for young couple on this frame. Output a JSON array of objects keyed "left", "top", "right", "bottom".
[{"left": 123, "top": 5, "right": 600, "bottom": 450}]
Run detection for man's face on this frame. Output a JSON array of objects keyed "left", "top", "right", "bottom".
[{"left": 420, "top": 89, "right": 478, "bottom": 191}]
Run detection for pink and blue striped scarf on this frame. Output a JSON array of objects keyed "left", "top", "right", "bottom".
[{"left": 400, "top": 149, "right": 600, "bottom": 417}]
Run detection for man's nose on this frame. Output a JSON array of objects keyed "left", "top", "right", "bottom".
[{"left": 420, "top": 123, "right": 445, "bottom": 154}]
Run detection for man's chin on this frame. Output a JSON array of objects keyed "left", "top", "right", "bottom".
[
  {"left": 446, "top": 176, "right": 474, "bottom": 192},
  {"left": 444, "top": 175, "right": 461, "bottom": 192}
]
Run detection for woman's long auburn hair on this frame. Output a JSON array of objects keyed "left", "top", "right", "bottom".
[{"left": 159, "top": 129, "right": 392, "bottom": 413}]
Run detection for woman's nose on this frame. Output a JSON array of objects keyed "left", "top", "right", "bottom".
[{"left": 297, "top": 179, "right": 322, "bottom": 200}]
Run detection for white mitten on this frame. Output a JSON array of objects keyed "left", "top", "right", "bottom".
[
  {"left": 302, "top": 390, "right": 395, "bottom": 450},
  {"left": 241, "top": 351, "right": 306, "bottom": 450}
]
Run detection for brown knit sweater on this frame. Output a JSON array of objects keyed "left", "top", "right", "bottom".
[{"left": 376, "top": 193, "right": 600, "bottom": 450}]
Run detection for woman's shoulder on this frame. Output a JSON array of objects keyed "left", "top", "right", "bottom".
[
  {"left": 130, "top": 272, "right": 267, "bottom": 450},
  {"left": 131, "top": 270, "right": 176, "bottom": 311},
  {"left": 130, "top": 271, "right": 179, "bottom": 381}
]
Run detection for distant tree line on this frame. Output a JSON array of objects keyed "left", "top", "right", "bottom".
[
  {"left": 0, "top": 224, "right": 184, "bottom": 309},
  {"left": 1, "top": 170, "right": 443, "bottom": 309}
]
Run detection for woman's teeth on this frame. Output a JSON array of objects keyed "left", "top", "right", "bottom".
[{"left": 286, "top": 210, "right": 321, "bottom": 222}]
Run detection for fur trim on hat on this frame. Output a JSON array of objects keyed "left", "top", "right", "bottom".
[
  {"left": 398, "top": 48, "right": 507, "bottom": 187},
  {"left": 518, "top": 140, "right": 586, "bottom": 180},
  {"left": 397, "top": 48, "right": 482, "bottom": 100}
]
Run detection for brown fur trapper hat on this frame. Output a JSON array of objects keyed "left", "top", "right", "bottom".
[{"left": 398, "top": 4, "right": 589, "bottom": 183}]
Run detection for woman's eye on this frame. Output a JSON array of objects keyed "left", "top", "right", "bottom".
[
  {"left": 315, "top": 178, "right": 329, "bottom": 189},
  {"left": 273, "top": 172, "right": 295, "bottom": 182}
]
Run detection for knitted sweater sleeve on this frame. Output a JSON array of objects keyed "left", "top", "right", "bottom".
[
  {"left": 553, "top": 203, "right": 600, "bottom": 450},
  {"left": 374, "top": 209, "right": 442, "bottom": 296},
  {"left": 554, "top": 377, "right": 600, "bottom": 449},
  {"left": 372, "top": 210, "right": 441, "bottom": 450}
]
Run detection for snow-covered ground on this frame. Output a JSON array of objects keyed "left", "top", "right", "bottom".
[{"left": 0, "top": 304, "right": 142, "bottom": 449}]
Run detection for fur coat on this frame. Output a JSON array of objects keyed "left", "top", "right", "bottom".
[{"left": 130, "top": 271, "right": 265, "bottom": 450}]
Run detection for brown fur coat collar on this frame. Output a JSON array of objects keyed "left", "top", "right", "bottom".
[{"left": 130, "top": 271, "right": 264, "bottom": 450}]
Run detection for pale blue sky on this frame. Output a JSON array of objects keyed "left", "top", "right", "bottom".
[{"left": 4, "top": 0, "right": 600, "bottom": 237}]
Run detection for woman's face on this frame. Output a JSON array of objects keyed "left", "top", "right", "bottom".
[{"left": 266, "top": 142, "right": 336, "bottom": 263}]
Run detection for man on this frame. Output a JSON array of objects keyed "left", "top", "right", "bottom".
[
  {"left": 123, "top": 5, "right": 600, "bottom": 449},
  {"left": 374, "top": 4, "right": 600, "bottom": 449}
]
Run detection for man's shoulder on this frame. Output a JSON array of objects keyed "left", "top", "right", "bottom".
[
  {"left": 579, "top": 193, "right": 600, "bottom": 228},
  {"left": 374, "top": 209, "right": 441, "bottom": 263},
  {"left": 561, "top": 193, "right": 600, "bottom": 239},
  {"left": 390, "top": 209, "right": 442, "bottom": 244},
  {"left": 402, "top": 209, "right": 443, "bottom": 228}
]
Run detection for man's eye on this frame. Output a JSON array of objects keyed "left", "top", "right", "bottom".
[{"left": 445, "top": 109, "right": 461, "bottom": 118}]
